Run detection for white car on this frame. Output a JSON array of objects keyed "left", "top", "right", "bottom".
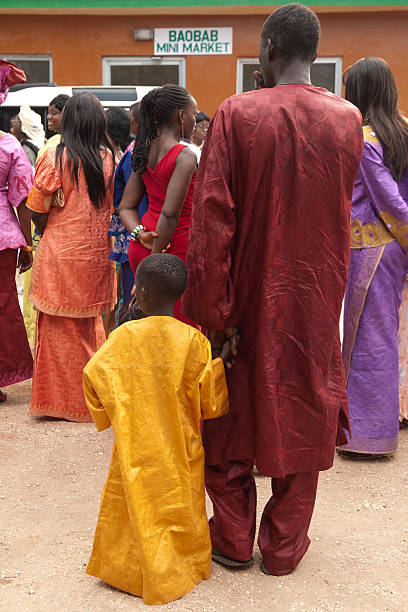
[{"left": 0, "top": 85, "right": 156, "bottom": 133}]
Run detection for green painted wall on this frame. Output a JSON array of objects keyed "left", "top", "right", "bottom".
[{"left": 1, "top": 0, "right": 407, "bottom": 8}]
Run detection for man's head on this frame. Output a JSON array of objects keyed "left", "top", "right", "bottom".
[
  {"left": 135, "top": 254, "right": 188, "bottom": 316},
  {"left": 130, "top": 101, "right": 141, "bottom": 136},
  {"left": 9, "top": 114, "right": 24, "bottom": 141},
  {"left": 259, "top": 3, "right": 320, "bottom": 87}
]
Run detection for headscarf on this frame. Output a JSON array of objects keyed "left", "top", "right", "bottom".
[
  {"left": 0, "top": 59, "right": 26, "bottom": 105},
  {"left": 19, "top": 105, "right": 45, "bottom": 149}
]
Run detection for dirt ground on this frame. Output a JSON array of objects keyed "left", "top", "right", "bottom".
[{"left": 1, "top": 380, "right": 407, "bottom": 612}]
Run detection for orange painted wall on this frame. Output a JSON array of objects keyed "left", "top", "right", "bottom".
[{"left": 1, "top": 11, "right": 407, "bottom": 116}]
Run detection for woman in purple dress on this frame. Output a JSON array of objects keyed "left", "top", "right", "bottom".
[{"left": 340, "top": 57, "right": 408, "bottom": 456}]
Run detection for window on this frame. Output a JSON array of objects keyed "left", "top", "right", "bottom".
[
  {"left": 237, "top": 57, "right": 343, "bottom": 96},
  {"left": 311, "top": 57, "right": 342, "bottom": 95},
  {"left": 0, "top": 54, "right": 52, "bottom": 84},
  {"left": 102, "top": 57, "right": 186, "bottom": 87}
]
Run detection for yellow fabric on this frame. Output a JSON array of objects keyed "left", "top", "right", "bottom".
[
  {"left": 83, "top": 316, "right": 229, "bottom": 606},
  {"left": 22, "top": 222, "right": 40, "bottom": 348},
  {"left": 37, "top": 133, "right": 61, "bottom": 159}
]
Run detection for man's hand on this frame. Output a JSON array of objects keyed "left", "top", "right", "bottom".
[
  {"left": 208, "top": 327, "right": 239, "bottom": 369},
  {"left": 253, "top": 70, "right": 265, "bottom": 90}
]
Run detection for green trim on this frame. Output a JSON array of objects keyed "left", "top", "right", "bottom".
[{"left": 1, "top": 0, "right": 408, "bottom": 8}]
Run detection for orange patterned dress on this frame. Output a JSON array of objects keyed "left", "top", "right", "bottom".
[{"left": 26, "top": 147, "right": 116, "bottom": 422}]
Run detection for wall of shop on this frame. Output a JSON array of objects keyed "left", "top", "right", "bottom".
[{"left": 1, "top": 9, "right": 407, "bottom": 116}]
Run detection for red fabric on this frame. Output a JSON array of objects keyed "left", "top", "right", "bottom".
[
  {"left": 0, "top": 248, "right": 33, "bottom": 386},
  {"left": 183, "top": 85, "right": 364, "bottom": 477},
  {"left": 205, "top": 459, "right": 318, "bottom": 573},
  {"left": 0, "top": 59, "right": 26, "bottom": 88},
  {"left": 128, "top": 144, "right": 197, "bottom": 327},
  {"left": 30, "top": 312, "right": 105, "bottom": 422}
]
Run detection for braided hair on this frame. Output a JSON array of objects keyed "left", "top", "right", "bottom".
[{"left": 132, "top": 85, "right": 192, "bottom": 173}]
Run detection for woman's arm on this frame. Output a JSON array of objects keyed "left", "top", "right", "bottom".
[
  {"left": 151, "top": 148, "right": 197, "bottom": 254},
  {"left": 360, "top": 141, "right": 408, "bottom": 252},
  {"left": 16, "top": 200, "right": 32, "bottom": 246},
  {"left": 118, "top": 170, "right": 146, "bottom": 232},
  {"left": 16, "top": 199, "right": 33, "bottom": 272},
  {"left": 31, "top": 211, "right": 48, "bottom": 236}
]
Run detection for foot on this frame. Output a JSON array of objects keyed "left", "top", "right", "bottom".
[
  {"left": 338, "top": 449, "right": 391, "bottom": 459},
  {"left": 212, "top": 548, "right": 254, "bottom": 569},
  {"left": 0, "top": 389, "right": 7, "bottom": 403},
  {"left": 260, "top": 560, "right": 294, "bottom": 576}
]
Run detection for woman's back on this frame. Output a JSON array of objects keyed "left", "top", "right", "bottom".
[
  {"left": 28, "top": 148, "right": 116, "bottom": 317},
  {"left": 142, "top": 143, "right": 195, "bottom": 233},
  {"left": 0, "top": 133, "right": 33, "bottom": 251}
]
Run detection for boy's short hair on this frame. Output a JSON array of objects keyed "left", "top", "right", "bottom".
[{"left": 136, "top": 254, "right": 187, "bottom": 301}]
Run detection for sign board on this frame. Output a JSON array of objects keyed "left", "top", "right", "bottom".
[{"left": 154, "top": 27, "right": 233, "bottom": 56}]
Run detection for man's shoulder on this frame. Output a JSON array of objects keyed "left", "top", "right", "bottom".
[{"left": 218, "top": 89, "right": 262, "bottom": 114}]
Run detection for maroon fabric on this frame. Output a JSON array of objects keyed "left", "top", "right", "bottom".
[
  {"left": 183, "top": 84, "right": 363, "bottom": 477},
  {"left": 205, "top": 459, "right": 318, "bottom": 573},
  {"left": 258, "top": 471, "right": 319, "bottom": 574},
  {"left": 0, "top": 248, "right": 33, "bottom": 386}
]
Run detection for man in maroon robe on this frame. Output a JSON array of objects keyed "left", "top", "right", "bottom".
[{"left": 182, "top": 4, "right": 363, "bottom": 576}]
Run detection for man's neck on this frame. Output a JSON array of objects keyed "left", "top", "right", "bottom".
[{"left": 275, "top": 61, "right": 312, "bottom": 87}]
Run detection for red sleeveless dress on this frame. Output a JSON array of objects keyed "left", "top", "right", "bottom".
[{"left": 128, "top": 143, "right": 197, "bottom": 326}]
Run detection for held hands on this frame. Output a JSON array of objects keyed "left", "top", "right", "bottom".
[
  {"left": 208, "top": 327, "right": 240, "bottom": 370},
  {"left": 17, "top": 248, "right": 33, "bottom": 273},
  {"left": 138, "top": 230, "right": 158, "bottom": 251},
  {"left": 138, "top": 230, "right": 171, "bottom": 253}
]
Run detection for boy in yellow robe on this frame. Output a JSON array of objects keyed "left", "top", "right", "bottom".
[{"left": 83, "top": 253, "right": 231, "bottom": 605}]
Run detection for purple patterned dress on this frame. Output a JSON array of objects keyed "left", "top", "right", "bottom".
[{"left": 341, "top": 126, "right": 408, "bottom": 454}]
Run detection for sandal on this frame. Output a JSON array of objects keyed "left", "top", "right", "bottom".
[{"left": 212, "top": 548, "right": 253, "bottom": 569}]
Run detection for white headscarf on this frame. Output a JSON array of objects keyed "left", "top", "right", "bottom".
[{"left": 18, "top": 104, "right": 45, "bottom": 150}]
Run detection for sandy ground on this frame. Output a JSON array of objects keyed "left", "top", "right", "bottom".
[{"left": 1, "top": 380, "right": 407, "bottom": 612}]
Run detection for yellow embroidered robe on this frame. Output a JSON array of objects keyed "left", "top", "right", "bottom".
[{"left": 83, "top": 316, "right": 228, "bottom": 605}]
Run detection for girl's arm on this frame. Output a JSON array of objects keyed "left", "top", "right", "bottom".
[
  {"left": 119, "top": 170, "right": 146, "bottom": 232},
  {"left": 16, "top": 200, "right": 33, "bottom": 272},
  {"left": 151, "top": 148, "right": 197, "bottom": 254}
]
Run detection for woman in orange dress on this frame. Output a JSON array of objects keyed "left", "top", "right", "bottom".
[{"left": 26, "top": 93, "right": 116, "bottom": 422}]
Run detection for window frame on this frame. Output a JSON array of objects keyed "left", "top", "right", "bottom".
[
  {"left": 312, "top": 57, "right": 343, "bottom": 96},
  {"left": 102, "top": 56, "right": 186, "bottom": 88},
  {"left": 236, "top": 56, "right": 343, "bottom": 96},
  {"left": 0, "top": 54, "right": 53, "bottom": 83},
  {"left": 236, "top": 57, "right": 259, "bottom": 94}
]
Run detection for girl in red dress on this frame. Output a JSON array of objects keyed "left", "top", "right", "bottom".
[{"left": 119, "top": 85, "right": 198, "bottom": 325}]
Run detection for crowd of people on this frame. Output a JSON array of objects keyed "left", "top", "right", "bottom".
[{"left": 1, "top": 2, "right": 408, "bottom": 606}]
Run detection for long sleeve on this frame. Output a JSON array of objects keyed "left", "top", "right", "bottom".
[
  {"left": 83, "top": 362, "right": 111, "bottom": 432},
  {"left": 7, "top": 143, "right": 33, "bottom": 207},
  {"left": 182, "top": 104, "right": 237, "bottom": 328},
  {"left": 360, "top": 140, "right": 408, "bottom": 252},
  {"left": 199, "top": 340, "right": 229, "bottom": 420},
  {"left": 26, "top": 148, "right": 62, "bottom": 213}
]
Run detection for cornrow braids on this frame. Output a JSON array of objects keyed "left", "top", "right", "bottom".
[{"left": 132, "top": 84, "right": 193, "bottom": 173}]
